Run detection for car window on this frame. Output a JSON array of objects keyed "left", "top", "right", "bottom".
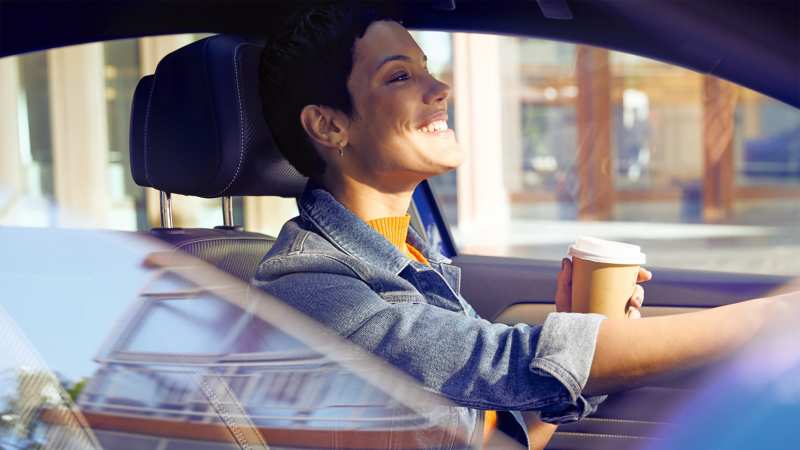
[
  {"left": 0, "top": 228, "right": 472, "bottom": 449},
  {"left": 412, "top": 31, "right": 800, "bottom": 276},
  {"left": 0, "top": 34, "right": 298, "bottom": 236},
  {"left": 1, "top": 25, "right": 796, "bottom": 450}
]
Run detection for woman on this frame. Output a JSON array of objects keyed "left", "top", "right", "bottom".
[{"left": 252, "top": 2, "right": 796, "bottom": 448}]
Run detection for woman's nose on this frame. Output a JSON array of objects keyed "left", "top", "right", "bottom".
[{"left": 423, "top": 76, "right": 451, "bottom": 105}]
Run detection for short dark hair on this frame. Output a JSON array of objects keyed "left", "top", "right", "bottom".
[{"left": 258, "top": 2, "right": 399, "bottom": 178}]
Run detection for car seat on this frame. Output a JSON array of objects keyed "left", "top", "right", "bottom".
[{"left": 129, "top": 35, "right": 308, "bottom": 281}]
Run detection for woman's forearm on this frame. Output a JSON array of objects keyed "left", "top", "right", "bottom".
[{"left": 583, "top": 295, "right": 788, "bottom": 396}]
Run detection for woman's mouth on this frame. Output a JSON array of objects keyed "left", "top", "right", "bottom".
[{"left": 417, "top": 120, "right": 448, "bottom": 133}]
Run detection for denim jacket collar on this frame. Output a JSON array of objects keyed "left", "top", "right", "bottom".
[{"left": 298, "top": 180, "right": 451, "bottom": 275}]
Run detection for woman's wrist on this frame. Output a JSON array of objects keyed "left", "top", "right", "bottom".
[{"left": 761, "top": 290, "right": 799, "bottom": 328}]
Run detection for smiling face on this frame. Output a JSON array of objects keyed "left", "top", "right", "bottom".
[{"left": 334, "top": 21, "right": 465, "bottom": 189}]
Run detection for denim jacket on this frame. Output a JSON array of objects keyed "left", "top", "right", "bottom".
[{"left": 251, "top": 181, "right": 607, "bottom": 447}]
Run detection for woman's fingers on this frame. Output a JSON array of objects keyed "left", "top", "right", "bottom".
[
  {"left": 557, "top": 258, "right": 573, "bottom": 288},
  {"left": 630, "top": 284, "right": 644, "bottom": 308},
  {"left": 555, "top": 258, "right": 573, "bottom": 313},
  {"left": 637, "top": 267, "right": 652, "bottom": 283},
  {"left": 627, "top": 284, "right": 645, "bottom": 319}
]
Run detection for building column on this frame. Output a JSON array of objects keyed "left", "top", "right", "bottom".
[
  {"left": 702, "top": 75, "right": 738, "bottom": 222},
  {"left": 453, "top": 33, "right": 510, "bottom": 232},
  {"left": 243, "top": 196, "right": 299, "bottom": 237},
  {"left": 499, "top": 37, "right": 523, "bottom": 193},
  {"left": 48, "top": 44, "right": 109, "bottom": 228},
  {"left": 575, "top": 46, "right": 614, "bottom": 220},
  {"left": 0, "top": 56, "right": 23, "bottom": 221}
]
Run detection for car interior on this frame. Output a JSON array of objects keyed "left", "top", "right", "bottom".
[
  {"left": 122, "top": 33, "right": 491, "bottom": 449},
  {"left": 129, "top": 34, "right": 305, "bottom": 282},
  {"left": 2, "top": 1, "right": 799, "bottom": 449},
  {"left": 126, "top": 31, "right": 796, "bottom": 450}
]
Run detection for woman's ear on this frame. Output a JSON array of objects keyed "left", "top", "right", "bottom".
[{"left": 300, "top": 105, "right": 347, "bottom": 153}]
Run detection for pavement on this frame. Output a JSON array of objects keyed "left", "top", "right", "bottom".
[{"left": 450, "top": 198, "right": 800, "bottom": 276}]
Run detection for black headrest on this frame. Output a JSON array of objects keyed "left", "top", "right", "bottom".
[{"left": 129, "top": 35, "right": 307, "bottom": 198}]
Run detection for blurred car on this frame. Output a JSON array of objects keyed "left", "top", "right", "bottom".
[
  {"left": 743, "top": 127, "right": 800, "bottom": 179},
  {"left": 1, "top": 1, "right": 799, "bottom": 449}
]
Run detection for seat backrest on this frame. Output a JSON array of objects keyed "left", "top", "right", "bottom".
[
  {"left": 129, "top": 35, "right": 308, "bottom": 280},
  {"left": 151, "top": 228, "right": 277, "bottom": 281}
]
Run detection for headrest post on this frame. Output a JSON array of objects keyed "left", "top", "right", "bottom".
[
  {"left": 222, "top": 196, "right": 234, "bottom": 227},
  {"left": 160, "top": 191, "right": 173, "bottom": 228}
]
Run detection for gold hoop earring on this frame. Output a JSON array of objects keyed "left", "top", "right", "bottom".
[{"left": 338, "top": 141, "right": 344, "bottom": 157}]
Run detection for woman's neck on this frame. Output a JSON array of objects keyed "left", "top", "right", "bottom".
[{"left": 317, "top": 173, "right": 416, "bottom": 222}]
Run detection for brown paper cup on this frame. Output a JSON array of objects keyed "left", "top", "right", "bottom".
[{"left": 571, "top": 257, "right": 640, "bottom": 320}]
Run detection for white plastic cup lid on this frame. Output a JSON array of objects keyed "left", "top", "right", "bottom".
[{"left": 567, "top": 236, "right": 646, "bottom": 265}]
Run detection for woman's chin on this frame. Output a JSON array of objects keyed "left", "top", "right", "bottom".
[
  {"left": 442, "top": 142, "right": 467, "bottom": 169},
  {"left": 423, "top": 143, "right": 466, "bottom": 176}
]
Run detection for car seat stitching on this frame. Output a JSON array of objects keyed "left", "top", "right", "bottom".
[
  {"left": 553, "top": 432, "right": 663, "bottom": 441},
  {"left": 210, "top": 42, "right": 250, "bottom": 197},
  {"left": 583, "top": 417, "right": 679, "bottom": 426},
  {"left": 172, "top": 236, "right": 276, "bottom": 249},
  {"left": 143, "top": 69, "right": 159, "bottom": 188}
]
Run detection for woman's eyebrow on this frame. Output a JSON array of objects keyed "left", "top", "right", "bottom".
[{"left": 376, "top": 54, "right": 427, "bottom": 72}]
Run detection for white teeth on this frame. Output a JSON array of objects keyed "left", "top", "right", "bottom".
[{"left": 419, "top": 120, "right": 448, "bottom": 133}]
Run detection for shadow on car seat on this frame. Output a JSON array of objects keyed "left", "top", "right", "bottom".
[{"left": 129, "top": 34, "right": 308, "bottom": 280}]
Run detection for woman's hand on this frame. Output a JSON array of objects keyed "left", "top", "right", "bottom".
[
  {"left": 626, "top": 268, "right": 652, "bottom": 319},
  {"left": 556, "top": 258, "right": 652, "bottom": 318},
  {"left": 555, "top": 258, "right": 574, "bottom": 313}
]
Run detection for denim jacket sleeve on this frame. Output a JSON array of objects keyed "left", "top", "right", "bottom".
[
  {"left": 460, "top": 297, "right": 607, "bottom": 424},
  {"left": 252, "top": 257, "right": 606, "bottom": 424}
]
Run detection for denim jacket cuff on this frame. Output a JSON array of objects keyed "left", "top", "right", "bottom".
[{"left": 528, "top": 312, "right": 607, "bottom": 424}]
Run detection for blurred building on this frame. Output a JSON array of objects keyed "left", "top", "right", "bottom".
[
  {"left": 418, "top": 33, "right": 799, "bottom": 274},
  {"left": 1, "top": 32, "right": 798, "bottom": 274},
  {"left": 0, "top": 34, "right": 296, "bottom": 236}
]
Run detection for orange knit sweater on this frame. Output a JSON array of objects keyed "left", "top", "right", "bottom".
[{"left": 365, "top": 215, "right": 430, "bottom": 266}]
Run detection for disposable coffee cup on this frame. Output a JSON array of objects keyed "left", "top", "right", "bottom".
[{"left": 567, "top": 236, "right": 646, "bottom": 320}]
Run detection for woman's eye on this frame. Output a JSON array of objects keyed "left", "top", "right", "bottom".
[{"left": 390, "top": 73, "right": 409, "bottom": 83}]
